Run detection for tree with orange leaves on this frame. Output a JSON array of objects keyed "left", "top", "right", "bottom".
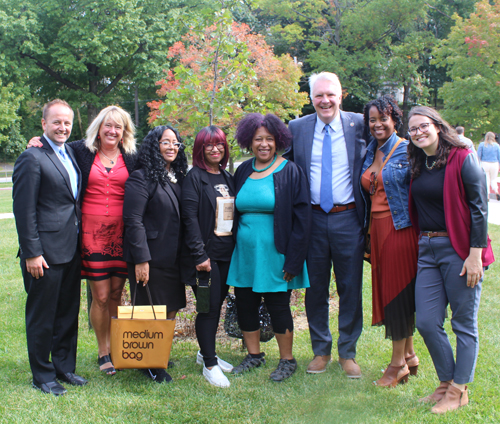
[{"left": 148, "top": 10, "right": 308, "bottom": 163}]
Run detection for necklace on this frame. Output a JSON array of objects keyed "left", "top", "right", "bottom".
[
  {"left": 252, "top": 154, "right": 277, "bottom": 173},
  {"left": 167, "top": 168, "right": 177, "bottom": 184},
  {"left": 425, "top": 156, "right": 437, "bottom": 170},
  {"left": 99, "top": 149, "right": 119, "bottom": 165}
]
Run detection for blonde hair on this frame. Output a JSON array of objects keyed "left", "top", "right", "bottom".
[
  {"left": 484, "top": 132, "right": 496, "bottom": 145},
  {"left": 309, "top": 72, "right": 342, "bottom": 99},
  {"left": 85, "top": 105, "right": 136, "bottom": 154}
]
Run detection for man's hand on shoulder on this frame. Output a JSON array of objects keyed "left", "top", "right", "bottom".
[{"left": 26, "top": 255, "right": 49, "bottom": 279}]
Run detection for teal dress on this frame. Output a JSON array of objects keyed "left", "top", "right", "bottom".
[{"left": 228, "top": 160, "right": 309, "bottom": 293}]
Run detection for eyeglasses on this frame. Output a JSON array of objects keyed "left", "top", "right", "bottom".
[
  {"left": 408, "top": 122, "right": 432, "bottom": 137},
  {"left": 369, "top": 172, "right": 378, "bottom": 195},
  {"left": 159, "top": 141, "right": 182, "bottom": 149},
  {"left": 205, "top": 143, "right": 225, "bottom": 151}
]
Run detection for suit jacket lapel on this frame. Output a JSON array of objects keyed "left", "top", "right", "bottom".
[
  {"left": 41, "top": 136, "right": 75, "bottom": 199},
  {"left": 162, "top": 181, "right": 180, "bottom": 217},
  {"left": 340, "top": 111, "right": 355, "bottom": 185},
  {"left": 303, "top": 113, "right": 316, "bottom": 182}
]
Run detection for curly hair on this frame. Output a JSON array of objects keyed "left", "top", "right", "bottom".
[
  {"left": 235, "top": 113, "right": 292, "bottom": 151},
  {"left": 408, "top": 106, "right": 466, "bottom": 179},
  {"left": 363, "top": 95, "right": 403, "bottom": 130},
  {"left": 192, "top": 126, "right": 229, "bottom": 171},
  {"left": 136, "top": 125, "right": 188, "bottom": 184},
  {"left": 85, "top": 105, "right": 136, "bottom": 154}
]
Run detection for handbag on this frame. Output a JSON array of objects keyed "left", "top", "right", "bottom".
[
  {"left": 110, "top": 284, "right": 175, "bottom": 369},
  {"left": 224, "top": 293, "right": 275, "bottom": 342},
  {"left": 364, "top": 137, "right": 404, "bottom": 263},
  {"left": 196, "top": 270, "right": 211, "bottom": 314}
]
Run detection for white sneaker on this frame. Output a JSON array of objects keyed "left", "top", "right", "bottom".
[
  {"left": 203, "top": 365, "right": 230, "bottom": 388},
  {"left": 196, "top": 351, "right": 234, "bottom": 373}
]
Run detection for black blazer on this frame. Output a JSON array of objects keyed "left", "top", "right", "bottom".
[
  {"left": 12, "top": 136, "right": 82, "bottom": 264},
  {"left": 233, "top": 159, "right": 311, "bottom": 276},
  {"left": 180, "top": 166, "right": 235, "bottom": 284},
  {"left": 122, "top": 169, "right": 181, "bottom": 268}
]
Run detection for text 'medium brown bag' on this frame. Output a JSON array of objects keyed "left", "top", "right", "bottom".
[{"left": 110, "top": 285, "right": 175, "bottom": 369}]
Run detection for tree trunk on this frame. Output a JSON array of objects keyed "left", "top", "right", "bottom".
[
  {"left": 229, "top": 155, "right": 234, "bottom": 174},
  {"left": 401, "top": 82, "right": 411, "bottom": 137}
]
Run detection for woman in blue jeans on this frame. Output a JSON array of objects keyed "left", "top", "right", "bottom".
[{"left": 407, "top": 106, "right": 494, "bottom": 414}]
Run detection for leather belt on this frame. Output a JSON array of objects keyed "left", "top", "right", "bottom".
[
  {"left": 420, "top": 231, "right": 449, "bottom": 238},
  {"left": 312, "top": 202, "right": 356, "bottom": 214}
]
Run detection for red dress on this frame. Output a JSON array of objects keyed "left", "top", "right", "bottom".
[
  {"left": 362, "top": 168, "right": 418, "bottom": 340},
  {"left": 81, "top": 154, "right": 129, "bottom": 280}
]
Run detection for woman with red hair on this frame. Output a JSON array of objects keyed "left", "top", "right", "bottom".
[{"left": 181, "top": 126, "right": 235, "bottom": 388}]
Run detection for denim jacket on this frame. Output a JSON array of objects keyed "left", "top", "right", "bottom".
[{"left": 360, "top": 132, "right": 412, "bottom": 230}]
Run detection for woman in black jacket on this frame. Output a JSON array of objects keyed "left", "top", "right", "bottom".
[
  {"left": 123, "top": 125, "right": 188, "bottom": 383},
  {"left": 227, "top": 113, "right": 311, "bottom": 382},
  {"left": 181, "top": 126, "right": 235, "bottom": 388}
]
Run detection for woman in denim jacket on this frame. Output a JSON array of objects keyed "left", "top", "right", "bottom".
[{"left": 360, "top": 95, "right": 419, "bottom": 387}]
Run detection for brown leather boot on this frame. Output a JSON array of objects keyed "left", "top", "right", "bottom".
[
  {"left": 338, "top": 357, "right": 362, "bottom": 378},
  {"left": 431, "top": 384, "right": 468, "bottom": 414},
  {"left": 418, "top": 380, "right": 452, "bottom": 404}
]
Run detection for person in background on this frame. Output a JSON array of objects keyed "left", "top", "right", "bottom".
[
  {"left": 228, "top": 113, "right": 311, "bottom": 382},
  {"left": 477, "top": 132, "right": 500, "bottom": 201},
  {"left": 360, "top": 95, "right": 419, "bottom": 387},
  {"left": 407, "top": 106, "right": 494, "bottom": 414},
  {"left": 455, "top": 126, "right": 476, "bottom": 154},
  {"left": 123, "top": 125, "right": 187, "bottom": 383},
  {"left": 181, "top": 126, "right": 235, "bottom": 388}
]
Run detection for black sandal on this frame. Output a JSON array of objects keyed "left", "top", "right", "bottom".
[{"left": 98, "top": 354, "right": 116, "bottom": 375}]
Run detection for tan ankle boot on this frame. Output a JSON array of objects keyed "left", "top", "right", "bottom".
[
  {"left": 431, "top": 385, "right": 468, "bottom": 414},
  {"left": 418, "top": 380, "right": 452, "bottom": 404}
]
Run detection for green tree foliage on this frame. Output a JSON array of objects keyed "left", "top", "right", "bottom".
[
  {"left": 0, "top": 80, "right": 25, "bottom": 160},
  {"left": 149, "top": 9, "right": 308, "bottom": 164},
  {"left": 0, "top": 0, "right": 205, "bottom": 122},
  {"left": 432, "top": 0, "right": 500, "bottom": 137}
]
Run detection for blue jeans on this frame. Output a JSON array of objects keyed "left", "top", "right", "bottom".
[{"left": 415, "top": 235, "right": 482, "bottom": 384}]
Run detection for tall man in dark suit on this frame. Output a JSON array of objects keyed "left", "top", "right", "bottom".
[
  {"left": 13, "top": 99, "right": 87, "bottom": 396},
  {"left": 285, "top": 72, "right": 367, "bottom": 378}
]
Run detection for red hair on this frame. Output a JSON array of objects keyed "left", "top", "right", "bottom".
[{"left": 192, "top": 126, "right": 229, "bottom": 171}]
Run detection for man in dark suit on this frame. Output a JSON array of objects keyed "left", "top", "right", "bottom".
[
  {"left": 285, "top": 72, "right": 367, "bottom": 378},
  {"left": 13, "top": 99, "right": 87, "bottom": 395}
]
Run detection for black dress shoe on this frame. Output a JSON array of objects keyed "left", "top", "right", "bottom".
[
  {"left": 32, "top": 380, "right": 67, "bottom": 396},
  {"left": 56, "top": 372, "right": 88, "bottom": 386}
]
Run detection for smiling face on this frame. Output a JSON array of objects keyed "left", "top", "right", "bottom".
[
  {"left": 251, "top": 126, "right": 276, "bottom": 165},
  {"left": 204, "top": 141, "right": 224, "bottom": 171},
  {"left": 312, "top": 78, "right": 342, "bottom": 124},
  {"left": 159, "top": 129, "right": 179, "bottom": 167},
  {"left": 408, "top": 114, "right": 440, "bottom": 156},
  {"left": 41, "top": 104, "right": 73, "bottom": 146},
  {"left": 99, "top": 117, "right": 124, "bottom": 150},
  {"left": 369, "top": 106, "right": 395, "bottom": 145}
]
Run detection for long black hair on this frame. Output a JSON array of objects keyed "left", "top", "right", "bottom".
[
  {"left": 136, "top": 125, "right": 188, "bottom": 184},
  {"left": 407, "top": 106, "right": 466, "bottom": 179}
]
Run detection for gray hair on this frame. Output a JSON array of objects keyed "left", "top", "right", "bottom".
[{"left": 309, "top": 72, "right": 342, "bottom": 99}]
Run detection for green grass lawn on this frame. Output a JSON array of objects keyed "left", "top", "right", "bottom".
[
  {"left": 0, "top": 185, "right": 13, "bottom": 214},
  {"left": 0, "top": 216, "right": 498, "bottom": 423}
]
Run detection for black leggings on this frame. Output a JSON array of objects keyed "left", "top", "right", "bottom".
[
  {"left": 191, "top": 260, "right": 230, "bottom": 368},
  {"left": 234, "top": 288, "right": 293, "bottom": 334}
]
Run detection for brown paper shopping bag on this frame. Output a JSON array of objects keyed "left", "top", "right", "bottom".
[
  {"left": 110, "top": 284, "right": 174, "bottom": 369},
  {"left": 110, "top": 316, "right": 175, "bottom": 369}
]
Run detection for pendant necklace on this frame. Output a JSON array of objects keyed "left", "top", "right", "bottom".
[
  {"left": 425, "top": 156, "right": 437, "bottom": 170},
  {"left": 99, "top": 150, "right": 119, "bottom": 165},
  {"left": 252, "top": 154, "right": 277, "bottom": 173}
]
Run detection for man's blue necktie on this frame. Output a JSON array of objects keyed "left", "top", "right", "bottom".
[
  {"left": 59, "top": 148, "right": 78, "bottom": 199},
  {"left": 320, "top": 124, "right": 333, "bottom": 213}
]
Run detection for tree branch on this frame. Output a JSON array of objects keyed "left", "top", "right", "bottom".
[
  {"left": 20, "top": 53, "right": 85, "bottom": 91},
  {"left": 425, "top": 3, "right": 453, "bottom": 20}
]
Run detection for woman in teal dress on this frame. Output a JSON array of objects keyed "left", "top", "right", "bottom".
[{"left": 228, "top": 113, "right": 311, "bottom": 382}]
